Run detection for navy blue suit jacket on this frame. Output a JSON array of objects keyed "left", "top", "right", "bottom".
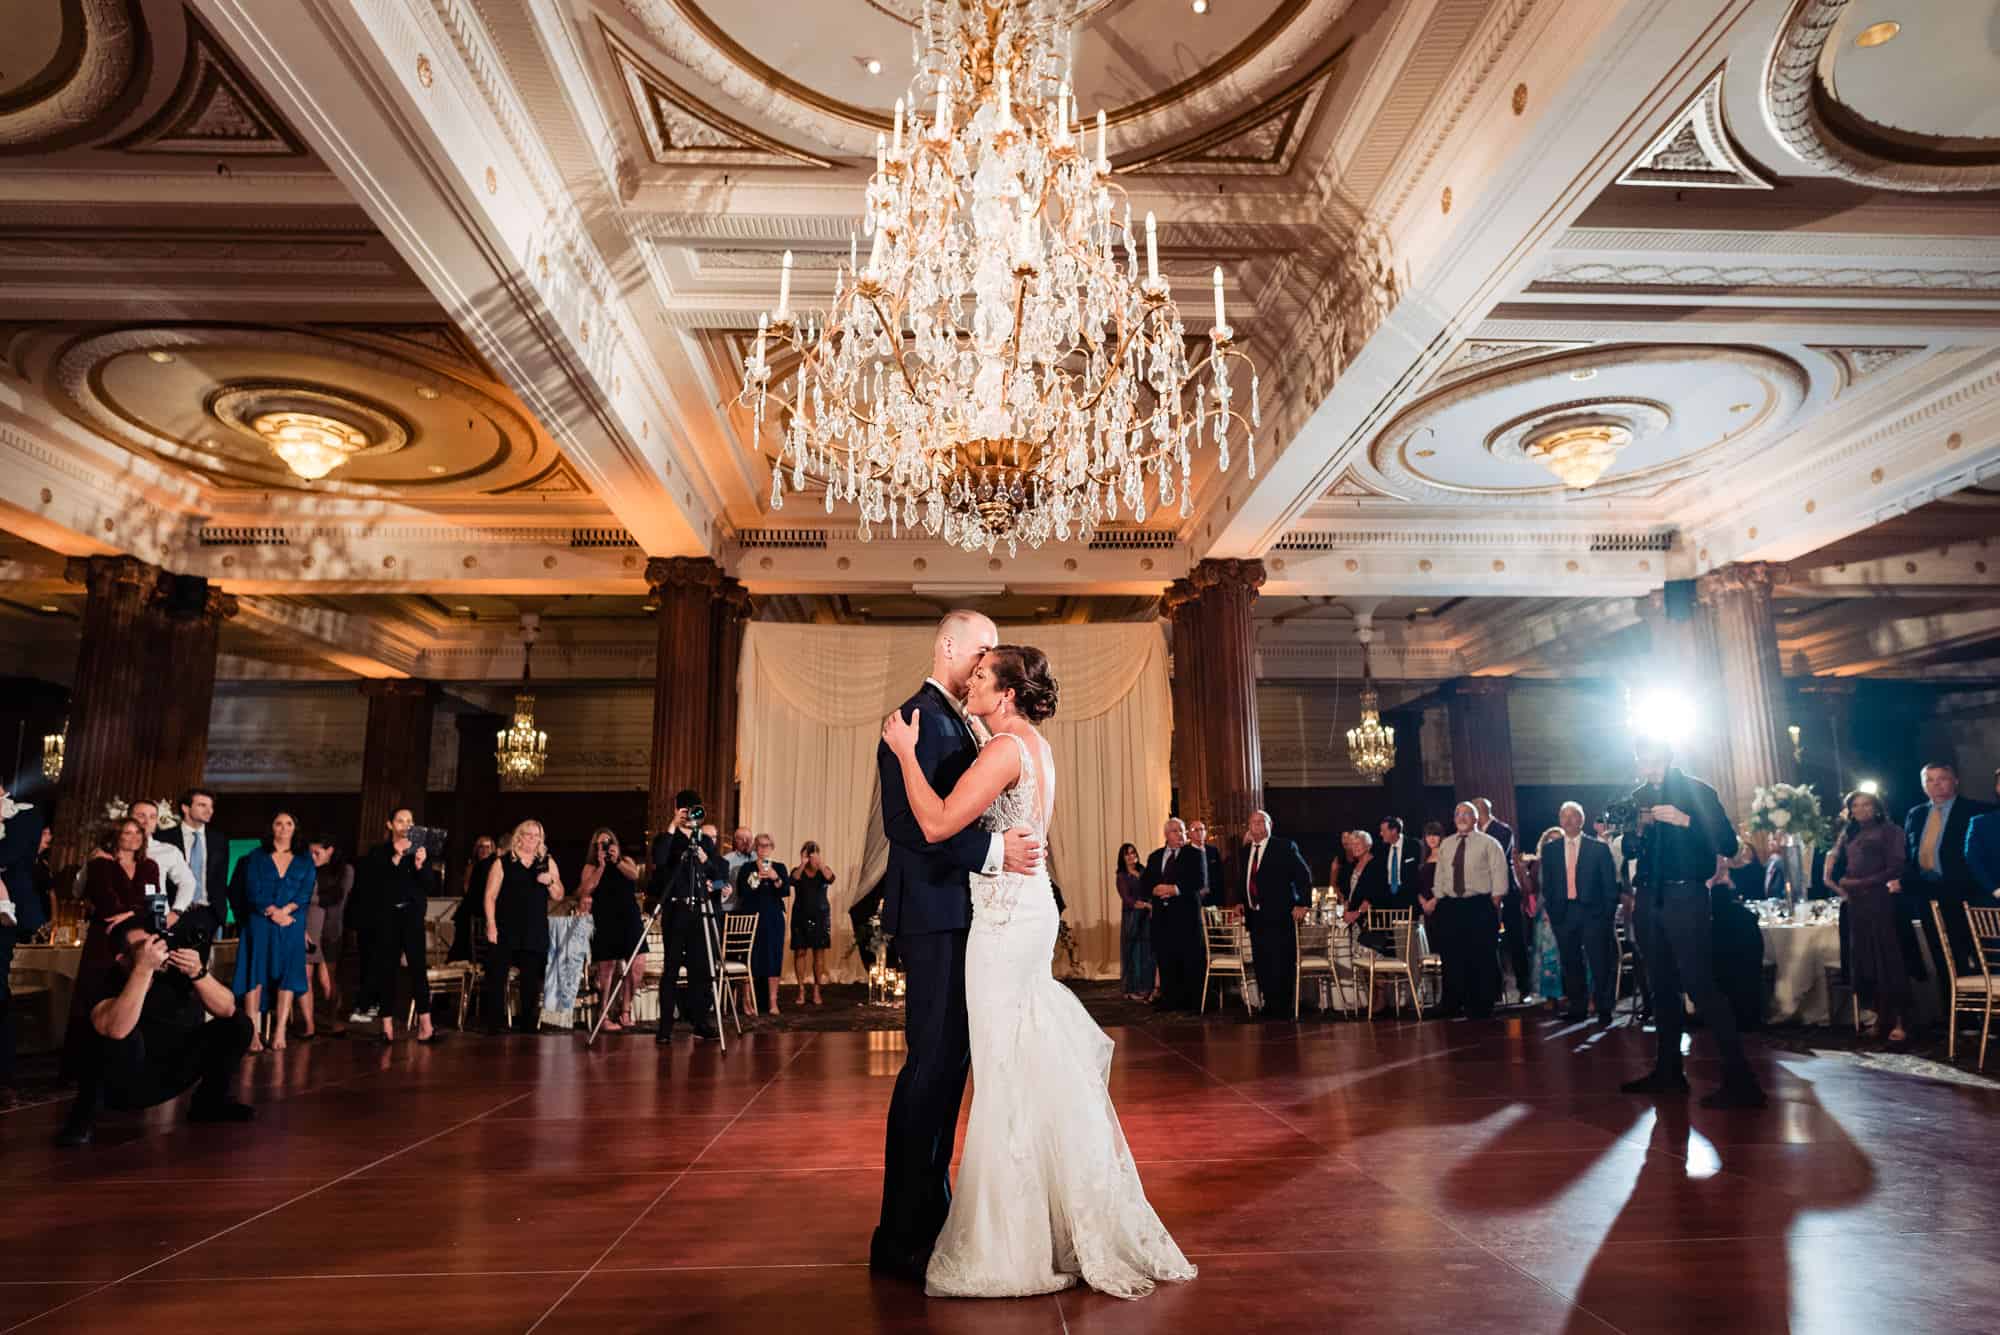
[
  {"left": 1904, "top": 797, "right": 1993, "bottom": 897},
  {"left": 877, "top": 682, "right": 989, "bottom": 938},
  {"left": 1967, "top": 810, "right": 2000, "bottom": 898},
  {"left": 0, "top": 801, "right": 47, "bottom": 934},
  {"left": 1536, "top": 833, "right": 1619, "bottom": 921}
]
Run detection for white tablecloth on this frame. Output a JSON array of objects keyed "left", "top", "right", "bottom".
[
  {"left": 1761, "top": 920, "right": 1840, "bottom": 1025},
  {"left": 9, "top": 941, "right": 241, "bottom": 1054}
]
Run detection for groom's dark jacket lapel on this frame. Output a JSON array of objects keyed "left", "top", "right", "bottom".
[{"left": 878, "top": 680, "right": 988, "bottom": 937}]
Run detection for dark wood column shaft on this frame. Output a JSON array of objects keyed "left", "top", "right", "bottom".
[
  {"left": 450, "top": 712, "right": 505, "bottom": 873},
  {"left": 356, "top": 680, "right": 436, "bottom": 855},
  {"left": 1162, "top": 579, "right": 1209, "bottom": 826},
  {"left": 53, "top": 556, "right": 161, "bottom": 864},
  {"left": 1446, "top": 677, "right": 1517, "bottom": 833},
  {"left": 1189, "top": 558, "right": 1265, "bottom": 837},
  {"left": 149, "top": 583, "right": 238, "bottom": 804},
  {"left": 707, "top": 577, "right": 753, "bottom": 833},
  {"left": 647, "top": 557, "right": 723, "bottom": 835}
]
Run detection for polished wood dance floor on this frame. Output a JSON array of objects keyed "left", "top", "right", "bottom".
[{"left": 3, "top": 1013, "right": 1997, "bottom": 1334}]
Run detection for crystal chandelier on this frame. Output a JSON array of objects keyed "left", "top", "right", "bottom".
[
  {"left": 495, "top": 615, "right": 548, "bottom": 787},
  {"left": 1346, "top": 628, "right": 1395, "bottom": 782},
  {"left": 42, "top": 722, "right": 66, "bottom": 782},
  {"left": 1523, "top": 419, "right": 1630, "bottom": 489},
  {"left": 738, "top": 0, "right": 1261, "bottom": 556},
  {"left": 251, "top": 410, "right": 369, "bottom": 481}
]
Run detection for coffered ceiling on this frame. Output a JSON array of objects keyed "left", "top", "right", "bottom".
[{"left": 1, "top": 0, "right": 1997, "bottom": 689}]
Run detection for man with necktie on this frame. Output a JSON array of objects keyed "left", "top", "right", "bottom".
[
  {"left": 1143, "top": 818, "right": 1215, "bottom": 1011},
  {"left": 1378, "top": 817, "right": 1413, "bottom": 909},
  {"left": 155, "top": 789, "right": 230, "bottom": 923},
  {"left": 1897, "top": 763, "right": 1992, "bottom": 1000},
  {"left": 1539, "top": 801, "right": 1619, "bottom": 1024},
  {"left": 1237, "top": 811, "right": 1313, "bottom": 1018},
  {"left": 1424, "top": 802, "right": 1508, "bottom": 1019}
]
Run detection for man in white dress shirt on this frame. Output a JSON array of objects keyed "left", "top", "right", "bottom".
[
  {"left": 1421, "top": 802, "right": 1507, "bottom": 1018},
  {"left": 128, "top": 800, "right": 197, "bottom": 923}
]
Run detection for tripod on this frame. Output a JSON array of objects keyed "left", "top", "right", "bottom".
[{"left": 588, "top": 828, "right": 727, "bottom": 1050}]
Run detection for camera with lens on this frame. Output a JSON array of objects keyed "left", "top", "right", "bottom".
[{"left": 1600, "top": 798, "right": 1642, "bottom": 836}]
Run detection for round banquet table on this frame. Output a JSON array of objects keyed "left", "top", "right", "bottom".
[
  {"left": 9, "top": 939, "right": 241, "bottom": 1054},
  {"left": 1759, "top": 916, "right": 1840, "bottom": 1025}
]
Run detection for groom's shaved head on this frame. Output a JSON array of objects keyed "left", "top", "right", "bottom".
[
  {"left": 932, "top": 609, "right": 999, "bottom": 696},
  {"left": 935, "top": 608, "right": 994, "bottom": 647}
]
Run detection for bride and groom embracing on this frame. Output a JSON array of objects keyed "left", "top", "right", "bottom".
[{"left": 867, "top": 610, "right": 1195, "bottom": 1301}]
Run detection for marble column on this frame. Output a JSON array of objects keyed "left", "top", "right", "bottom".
[
  {"left": 1161, "top": 578, "right": 1209, "bottom": 827},
  {"left": 1446, "top": 677, "right": 1517, "bottom": 832},
  {"left": 52, "top": 556, "right": 161, "bottom": 864},
  {"left": 1699, "top": 561, "right": 1790, "bottom": 821},
  {"left": 1189, "top": 558, "right": 1265, "bottom": 838},
  {"left": 450, "top": 712, "right": 505, "bottom": 871},
  {"left": 356, "top": 680, "right": 436, "bottom": 855},
  {"left": 148, "top": 579, "right": 239, "bottom": 804},
  {"left": 646, "top": 556, "right": 723, "bottom": 835},
  {"left": 706, "top": 577, "right": 753, "bottom": 833}
]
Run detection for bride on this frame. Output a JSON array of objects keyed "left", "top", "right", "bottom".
[{"left": 882, "top": 644, "right": 1196, "bottom": 1300}]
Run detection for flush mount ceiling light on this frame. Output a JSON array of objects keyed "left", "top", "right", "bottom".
[
  {"left": 146, "top": 350, "right": 175, "bottom": 364},
  {"left": 1523, "top": 419, "right": 1633, "bottom": 489},
  {"left": 1853, "top": 20, "right": 1900, "bottom": 47},
  {"left": 251, "top": 410, "right": 369, "bottom": 481}
]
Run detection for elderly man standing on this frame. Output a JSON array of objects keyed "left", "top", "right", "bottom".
[
  {"left": 1422, "top": 802, "right": 1508, "bottom": 1019},
  {"left": 1539, "top": 801, "right": 1620, "bottom": 1024},
  {"left": 1142, "top": 818, "right": 1212, "bottom": 1011},
  {"left": 1237, "top": 811, "right": 1313, "bottom": 1018}
]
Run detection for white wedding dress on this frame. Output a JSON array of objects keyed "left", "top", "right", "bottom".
[{"left": 924, "top": 730, "right": 1197, "bottom": 1300}]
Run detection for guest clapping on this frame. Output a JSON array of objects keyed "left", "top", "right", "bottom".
[
  {"left": 581, "top": 829, "right": 646, "bottom": 1031},
  {"left": 791, "top": 841, "right": 835, "bottom": 1007},
  {"left": 233, "top": 812, "right": 315, "bottom": 1053},
  {"left": 735, "top": 834, "right": 790, "bottom": 1017},
  {"left": 481, "top": 820, "right": 563, "bottom": 1034}
]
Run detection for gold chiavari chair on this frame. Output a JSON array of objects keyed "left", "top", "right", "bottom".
[
  {"left": 1295, "top": 921, "right": 1338, "bottom": 1018},
  {"left": 715, "top": 912, "right": 760, "bottom": 1034},
  {"left": 1357, "top": 908, "right": 1422, "bottom": 1021},
  {"left": 1938, "top": 903, "right": 2000, "bottom": 1069},
  {"left": 1200, "top": 912, "right": 1251, "bottom": 1015}
]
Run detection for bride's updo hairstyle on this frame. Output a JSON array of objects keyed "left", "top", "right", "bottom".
[{"left": 984, "top": 645, "right": 1059, "bottom": 722}]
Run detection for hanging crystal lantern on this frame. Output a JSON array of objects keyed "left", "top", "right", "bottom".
[
  {"left": 1347, "top": 631, "right": 1395, "bottom": 782},
  {"left": 495, "top": 616, "right": 548, "bottom": 787}
]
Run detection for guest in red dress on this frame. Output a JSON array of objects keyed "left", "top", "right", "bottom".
[{"left": 61, "top": 818, "right": 161, "bottom": 1078}]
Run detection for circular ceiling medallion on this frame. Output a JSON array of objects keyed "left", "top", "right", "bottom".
[
  {"left": 1369, "top": 344, "right": 1807, "bottom": 502},
  {"left": 52, "top": 326, "right": 553, "bottom": 495}
]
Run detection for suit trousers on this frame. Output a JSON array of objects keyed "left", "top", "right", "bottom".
[
  {"left": 655, "top": 901, "right": 716, "bottom": 1029},
  {"left": 1151, "top": 899, "right": 1204, "bottom": 1009},
  {"left": 1434, "top": 897, "right": 1499, "bottom": 1018},
  {"left": 873, "top": 927, "right": 971, "bottom": 1271},
  {"left": 1248, "top": 914, "right": 1297, "bottom": 1016},
  {"left": 481, "top": 942, "right": 547, "bottom": 1033},
  {"left": 359, "top": 904, "right": 430, "bottom": 1021},
  {"left": 1552, "top": 905, "right": 1615, "bottom": 1016},
  {"left": 1499, "top": 891, "right": 1533, "bottom": 998},
  {"left": 1638, "top": 884, "right": 1754, "bottom": 1084}
]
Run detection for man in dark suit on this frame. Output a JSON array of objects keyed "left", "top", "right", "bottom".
[
  {"left": 1238, "top": 810, "right": 1313, "bottom": 1018},
  {"left": 870, "top": 611, "right": 1040, "bottom": 1285},
  {"left": 1966, "top": 767, "right": 2000, "bottom": 908},
  {"left": 1897, "top": 762, "right": 1994, "bottom": 988},
  {"left": 1475, "top": 797, "right": 1532, "bottom": 1001},
  {"left": 650, "top": 792, "right": 721, "bottom": 1044},
  {"left": 1140, "top": 817, "right": 1212, "bottom": 1010},
  {"left": 154, "top": 788, "right": 230, "bottom": 921},
  {"left": 1538, "top": 801, "right": 1620, "bottom": 1024},
  {"left": 1377, "top": 817, "right": 1417, "bottom": 909},
  {"left": 1, "top": 778, "right": 49, "bottom": 1096}
]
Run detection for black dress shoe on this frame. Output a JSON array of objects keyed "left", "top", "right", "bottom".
[
  {"left": 1560, "top": 1009, "right": 1588, "bottom": 1022},
  {"left": 1699, "top": 1082, "right": 1768, "bottom": 1110},
  {"left": 655, "top": 1027, "right": 674, "bottom": 1045},
  {"left": 692, "top": 1026, "right": 719, "bottom": 1042},
  {"left": 1620, "top": 1071, "right": 1690, "bottom": 1096}
]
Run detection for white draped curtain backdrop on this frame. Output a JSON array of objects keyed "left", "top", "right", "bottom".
[{"left": 736, "top": 622, "right": 1172, "bottom": 982}]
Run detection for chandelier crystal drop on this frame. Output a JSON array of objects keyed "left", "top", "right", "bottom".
[
  {"left": 1346, "top": 639, "right": 1395, "bottom": 783},
  {"left": 495, "top": 617, "right": 548, "bottom": 787},
  {"left": 737, "top": 0, "right": 1261, "bottom": 556}
]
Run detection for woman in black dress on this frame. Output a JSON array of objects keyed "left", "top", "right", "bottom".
[
  {"left": 790, "top": 840, "right": 835, "bottom": 1007},
  {"left": 480, "top": 820, "right": 563, "bottom": 1034},
  {"left": 734, "top": 833, "right": 791, "bottom": 1017},
  {"left": 580, "top": 827, "right": 646, "bottom": 1031}
]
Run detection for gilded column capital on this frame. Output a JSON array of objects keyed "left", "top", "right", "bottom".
[
  {"left": 1161, "top": 577, "right": 1201, "bottom": 619},
  {"left": 718, "top": 576, "right": 754, "bottom": 619},
  {"left": 360, "top": 678, "right": 434, "bottom": 701},
  {"left": 1698, "top": 560, "right": 1789, "bottom": 601},
  {"left": 63, "top": 554, "right": 157, "bottom": 597},
  {"left": 1189, "top": 557, "right": 1266, "bottom": 596},
  {"left": 645, "top": 555, "right": 723, "bottom": 596}
]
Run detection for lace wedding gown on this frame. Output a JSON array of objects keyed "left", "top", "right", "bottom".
[{"left": 924, "top": 731, "right": 1197, "bottom": 1300}]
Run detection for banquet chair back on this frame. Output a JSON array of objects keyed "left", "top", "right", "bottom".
[
  {"left": 1295, "top": 922, "right": 1340, "bottom": 1017},
  {"left": 1201, "top": 916, "right": 1251, "bottom": 1015},
  {"left": 716, "top": 913, "right": 760, "bottom": 1035},
  {"left": 1945, "top": 904, "right": 2000, "bottom": 1069},
  {"left": 1357, "top": 908, "right": 1421, "bottom": 1021}
]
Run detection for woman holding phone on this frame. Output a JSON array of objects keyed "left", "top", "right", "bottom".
[
  {"left": 733, "top": 833, "right": 790, "bottom": 1018},
  {"left": 581, "top": 828, "right": 646, "bottom": 1031},
  {"left": 790, "top": 841, "right": 835, "bottom": 1007}
]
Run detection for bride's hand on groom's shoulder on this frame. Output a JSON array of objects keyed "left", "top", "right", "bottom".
[{"left": 882, "top": 707, "right": 921, "bottom": 755}]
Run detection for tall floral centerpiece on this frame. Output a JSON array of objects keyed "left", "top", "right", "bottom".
[{"left": 1746, "top": 782, "right": 1832, "bottom": 911}]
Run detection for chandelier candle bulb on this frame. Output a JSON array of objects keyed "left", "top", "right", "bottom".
[
  {"left": 1056, "top": 81, "right": 1069, "bottom": 142},
  {"left": 1096, "top": 109, "right": 1107, "bottom": 171},
  {"left": 935, "top": 75, "right": 950, "bottom": 138},
  {"left": 1144, "top": 212, "right": 1159, "bottom": 284},
  {"left": 997, "top": 63, "right": 1011, "bottom": 126},
  {"left": 875, "top": 132, "right": 886, "bottom": 175},
  {"left": 893, "top": 98, "right": 904, "bottom": 156},
  {"left": 776, "top": 250, "right": 793, "bottom": 321},
  {"left": 1212, "top": 266, "right": 1225, "bottom": 330}
]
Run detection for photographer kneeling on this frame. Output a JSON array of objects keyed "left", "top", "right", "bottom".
[{"left": 56, "top": 912, "right": 253, "bottom": 1147}]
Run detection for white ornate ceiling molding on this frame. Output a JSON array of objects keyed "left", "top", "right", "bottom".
[
  {"left": 1262, "top": 520, "right": 1679, "bottom": 597},
  {"left": 1119, "top": 41, "right": 1349, "bottom": 177},
  {"left": 1426, "top": 337, "right": 1590, "bottom": 387},
  {"left": 1323, "top": 467, "right": 1404, "bottom": 501},
  {"left": 614, "top": 0, "right": 1347, "bottom": 161},
  {"left": 1763, "top": 0, "right": 2000, "bottom": 194},
  {"left": 493, "top": 455, "right": 593, "bottom": 497},
  {"left": 600, "top": 21, "right": 834, "bottom": 170},
  {"left": 48, "top": 324, "right": 563, "bottom": 496},
  {"left": 1532, "top": 260, "right": 2000, "bottom": 294},
  {"left": 1615, "top": 68, "right": 1770, "bottom": 190},
  {"left": 1810, "top": 344, "right": 1922, "bottom": 393},
  {"left": 0, "top": 0, "right": 142, "bottom": 153},
  {"left": 111, "top": 9, "right": 306, "bottom": 156},
  {"left": 1369, "top": 343, "right": 1810, "bottom": 507}
]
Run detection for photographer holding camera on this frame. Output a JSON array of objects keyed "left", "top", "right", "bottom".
[
  {"left": 1618, "top": 738, "right": 1766, "bottom": 1109},
  {"left": 56, "top": 911, "right": 253, "bottom": 1146},
  {"left": 650, "top": 790, "right": 720, "bottom": 1043}
]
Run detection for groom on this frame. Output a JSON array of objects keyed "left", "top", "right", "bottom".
[{"left": 871, "top": 610, "right": 1043, "bottom": 1284}]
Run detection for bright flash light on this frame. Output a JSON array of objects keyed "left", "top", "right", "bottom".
[
  {"left": 1858, "top": 779, "right": 1880, "bottom": 796},
  {"left": 1627, "top": 687, "right": 1697, "bottom": 743}
]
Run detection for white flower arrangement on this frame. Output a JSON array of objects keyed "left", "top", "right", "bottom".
[
  {"left": 0, "top": 793, "right": 32, "bottom": 841},
  {"left": 1746, "top": 782, "right": 1830, "bottom": 848}
]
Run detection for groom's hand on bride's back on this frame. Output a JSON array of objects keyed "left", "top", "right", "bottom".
[{"left": 1001, "top": 825, "right": 1043, "bottom": 875}]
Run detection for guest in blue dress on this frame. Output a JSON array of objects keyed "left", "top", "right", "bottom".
[
  {"left": 233, "top": 811, "right": 315, "bottom": 1053},
  {"left": 734, "top": 834, "right": 791, "bottom": 1017}
]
